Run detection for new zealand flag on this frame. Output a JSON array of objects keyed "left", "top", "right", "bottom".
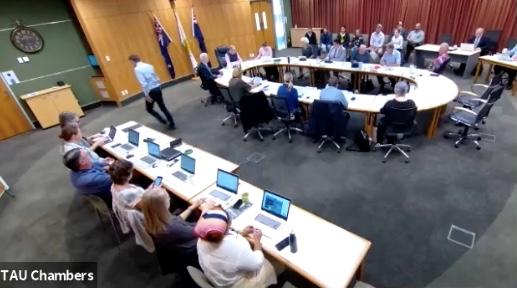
[{"left": 154, "top": 17, "right": 175, "bottom": 79}]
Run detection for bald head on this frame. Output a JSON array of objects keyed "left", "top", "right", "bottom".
[
  {"left": 415, "top": 23, "right": 421, "bottom": 30},
  {"left": 359, "top": 44, "right": 367, "bottom": 54},
  {"left": 475, "top": 28, "right": 484, "bottom": 37}
]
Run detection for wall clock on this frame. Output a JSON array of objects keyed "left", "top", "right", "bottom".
[{"left": 10, "top": 23, "right": 44, "bottom": 54}]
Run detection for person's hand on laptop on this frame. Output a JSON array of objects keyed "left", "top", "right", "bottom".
[
  {"left": 240, "top": 225, "right": 255, "bottom": 237},
  {"left": 200, "top": 199, "right": 217, "bottom": 212},
  {"left": 251, "top": 229, "right": 262, "bottom": 250}
]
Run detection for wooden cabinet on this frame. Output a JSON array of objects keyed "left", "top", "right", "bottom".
[
  {"left": 89, "top": 76, "right": 116, "bottom": 103},
  {"left": 20, "top": 85, "right": 84, "bottom": 128}
]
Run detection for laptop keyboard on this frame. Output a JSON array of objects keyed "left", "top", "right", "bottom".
[
  {"left": 141, "top": 156, "right": 156, "bottom": 164},
  {"left": 172, "top": 171, "right": 187, "bottom": 181},
  {"left": 209, "top": 189, "right": 231, "bottom": 202},
  {"left": 255, "top": 213, "right": 281, "bottom": 230},
  {"left": 121, "top": 143, "right": 134, "bottom": 150}
]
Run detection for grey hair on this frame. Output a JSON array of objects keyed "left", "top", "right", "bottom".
[
  {"left": 283, "top": 71, "right": 293, "bottom": 83},
  {"left": 394, "top": 81, "right": 408, "bottom": 96},
  {"left": 328, "top": 75, "right": 339, "bottom": 87}
]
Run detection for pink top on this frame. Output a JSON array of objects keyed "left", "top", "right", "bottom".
[
  {"left": 433, "top": 53, "right": 449, "bottom": 70},
  {"left": 256, "top": 46, "right": 273, "bottom": 59}
]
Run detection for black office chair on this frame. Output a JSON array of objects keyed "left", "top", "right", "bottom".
[
  {"left": 444, "top": 98, "right": 498, "bottom": 150},
  {"left": 374, "top": 106, "right": 417, "bottom": 163},
  {"left": 220, "top": 88, "right": 240, "bottom": 127},
  {"left": 485, "top": 30, "right": 502, "bottom": 54},
  {"left": 308, "top": 100, "right": 349, "bottom": 153},
  {"left": 214, "top": 45, "right": 230, "bottom": 68},
  {"left": 507, "top": 38, "right": 517, "bottom": 50},
  {"left": 239, "top": 92, "right": 274, "bottom": 142},
  {"left": 455, "top": 72, "right": 504, "bottom": 109},
  {"left": 438, "top": 34, "right": 454, "bottom": 45},
  {"left": 83, "top": 195, "right": 122, "bottom": 245},
  {"left": 270, "top": 96, "right": 303, "bottom": 143}
]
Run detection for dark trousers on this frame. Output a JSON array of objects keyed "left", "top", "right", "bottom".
[
  {"left": 376, "top": 117, "right": 390, "bottom": 144},
  {"left": 264, "top": 66, "right": 280, "bottom": 82},
  {"left": 494, "top": 65, "right": 516, "bottom": 87},
  {"left": 146, "top": 87, "right": 175, "bottom": 125},
  {"left": 206, "top": 80, "right": 222, "bottom": 103},
  {"left": 405, "top": 43, "right": 419, "bottom": 62}
]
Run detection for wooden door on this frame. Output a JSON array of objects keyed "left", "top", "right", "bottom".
[
  {"left": 251, "top": 1, "right": 275, "bottom": 51},
  {"left": 51, "top": 88, "right": 84, "bottom": 116},
  {"left": 0, "top": 79, "right": 32, "bottom": 140}
]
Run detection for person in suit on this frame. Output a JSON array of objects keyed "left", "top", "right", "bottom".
[
  {"left": 336, "top": 26, "right": 350, "bottom": 47},
  {"left": 376, "top": 81, "right": 417, "bottom": 144},
  {"left": 455, "top": 27, "right": 491, "bottom": 75},
  {"left": 325, "top": 39, "right": 347, "bottom": 62},
  {"left": 225, "top": 45, "right": 242, "bottom": 68},
  {"left": 197, "top": 53, "right": 223, "bottom": 104},
  {"left": 320, "top": 27, "right": 332, "bottom": 53}
]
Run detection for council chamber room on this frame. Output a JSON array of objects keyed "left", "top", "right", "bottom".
[{"left": 0, "top": 0, "right": 516, "bottom": 287}]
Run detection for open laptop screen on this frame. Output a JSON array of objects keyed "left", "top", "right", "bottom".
[
  {"left": 128, "top": 129, "right": 139, "bottom": 146},
  {"left": 216, "top": 169, "right": 239, "bottom": 194},
  {"left": 181, "top": 154, "right": 196, "bottom": 174},
  {"left": 261, "top": 190, "right": 291, "bottom": 220},
  {"left": 108, "top": 126, "right": 116, "bottom": 140},
  {"left": 147, "top": 141, "right": 161, "bottom": 158}
]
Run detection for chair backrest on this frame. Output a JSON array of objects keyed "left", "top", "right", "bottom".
[
  {"left": 214, "top": 45, "right": 229, "bottom": 68},
  {"left": 384, "top": 105, "right": 417, "bottom": 132},
  {"left": 474, "top": 100, "right": 496, "bottom": 123},
  {"left": 84, "top": 194, "right": 111, "bottom": 216},
  {"left": 309, "top": 100, "right": 345, "bottom": 137},
  {"left": 506, "top": 38, "right": 517, "bottom": 50},
  {"left": 270, "top": 95, "right": 291, "bottom": 118},
  {"left": 186, "top": 266, "right": 214, "bottom": 288},
  {"left": 433, "top": 57, "right": 451, "bottom": 74},
  {"left": 485, "top": 30, "right": 502, "bottom": 45},
  {"left": 438, "top": 34, "right": 454, "bottom": 45},
  {"left": 486, "top": 84, "right": 504, "bottom": 105}
]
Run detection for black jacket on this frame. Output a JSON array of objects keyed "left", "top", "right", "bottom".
[
  {"left": 239, "top": 92, "right": 274, "bottom": 132},
  {"left": 308, "top": 100, "right": 349, "bottom": 139},
  {"left": 305, "top": 32, "right": 318, "bottom": 45},
  {"left": 196, "top": 63, "right": 216, "bottom": 82},
  {"left": 468, "top": 35, "right": 491, "bottom": 55}
]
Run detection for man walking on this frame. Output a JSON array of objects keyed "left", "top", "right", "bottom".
[{"left": 129, "top": 54, "right": 176, "bottom": 130}]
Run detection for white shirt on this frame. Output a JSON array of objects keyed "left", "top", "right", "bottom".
[
  {"left": 111, "top": 184, "right": 144, "bottom": 233},
  {"left": 391, "top": 35, "right": 403, "bottom": 50},
  {"left": 197, "top": 231, "right": 264, "bottom": 287},
  {"left": 370, "top": 32, "right": 385, "bottom": 48},
  {"left": 134, "top": 62, "right": 161, "bottom": 96},
  {"left": 407, "top": 30, "right": 425, "bottom": 44},
  {"left": 256, "top": 46, "right": 273, "bottom": 59}
]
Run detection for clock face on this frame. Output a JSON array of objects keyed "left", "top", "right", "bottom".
[{"left": 10, "top": 26, "right": 44, "bottom": 54}]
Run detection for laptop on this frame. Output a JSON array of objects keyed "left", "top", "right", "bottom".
[
  {"left": 460, "top": 43, "right": 475, "bottom": 51},
  {"left": 140, "top": 141, "right": 161, "bottom": 165},
  {"left": 253, "top": 190, "right": 291, "bottom": 233},
  {"left": 104, "top": 126, "right": 117, "bottom": 144},
  {"left": 120, "top": 129, "right": 139, "bottom": 151},
  {"left": 207, "top": 169, "right": 239, "bottom": 205},
  {"left": 160, "top": 141, "right": 183, "bottom": 161},
  {"left": 172, "top": 154, "right": 196, "bottom": 181}
]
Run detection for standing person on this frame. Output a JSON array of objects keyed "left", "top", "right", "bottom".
[
  {"left": 129, "top": 54, "right": 176, "bottom": 130},
  {"left": 370, "top": 24, "right": 385, "bottom": 58},
  {"left": 405, "top": 23, "right": 425, "bottom": 63},
  {"left": 336, "top": 26, "right": 350, "bottom": 47},
  {"left": 320, "top": 28, "right": 332, "bottom": 53}
]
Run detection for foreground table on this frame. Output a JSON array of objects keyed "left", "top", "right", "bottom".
[
  {"left": 215, "top": 57, "right": 459, "bottom": 138},
  {"left": 192, "top": 180, "right": 371, "bottom": 288},
  {"left": 99, "top": 121, "right": 239, "bottom": 201},
  {"left": 474, "top": 55, "right": 517, "bottom": 96},
  {"left": 415, "top": 44, "right": 480, "bottom": 78}
]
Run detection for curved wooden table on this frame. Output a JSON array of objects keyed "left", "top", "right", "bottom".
[{"left": 216, "top": 57, "right": 459, "bottom": 138}]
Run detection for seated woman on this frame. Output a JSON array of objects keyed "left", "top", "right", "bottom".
[
  {"left": 229, "top": 68, "right": 252, "bottom": 104},
  {"left": 195, "top": 207, "right": 278, "bottom": 287},
  {"left": 225, "top": 45, "right": 242, "bottom": 69},
  {"left": 141, "top": 186, "right": 204, "bottom": 272},
  {"left": 59, "top": 111, "right": 104, "bottom": 147},
  {"left": 276, "top": 72, "right": 301, "bottom": 115},
  {"left": 59, "top": 123, "right": 110, "bottom": 166},
  {"left": 430, "top": 42, "right": 450, "bottom": 73}
]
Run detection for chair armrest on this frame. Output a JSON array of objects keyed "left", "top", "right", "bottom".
[
  {"left": 458, "top": 91, "right": 479, "bottom": 97},
  {"left": 471, "top": 84, "right": 489, "bottom": 95},
  {"left": 453, "top": 106, "right": 478, "bottom": 115},
  {"left": 468, "top": 98, "right": 487, "bottom": 104}
]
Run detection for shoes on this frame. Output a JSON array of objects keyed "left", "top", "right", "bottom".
[{"left": 167, "top": 123, "right": 176, "bottom": 130}]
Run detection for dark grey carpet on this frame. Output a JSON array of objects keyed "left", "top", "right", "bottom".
[{"left": 0, "top": 58, "right": 516, "bottom": 288}]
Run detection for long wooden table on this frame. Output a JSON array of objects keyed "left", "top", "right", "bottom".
[
  {"left": 474, "top": 55, "right": 517, "bottom": 96},
  {"left": 99, "top": 121, "right": 371, "bottom": 288},
  {"left": 215, "top": 57, "right": 459, "bottom": 138},
  {"left": 192, "top": 181, "right": 371, "bottom": 288},
  {"left": 99, "top": 121, "right": 238, "bottom": 201}
]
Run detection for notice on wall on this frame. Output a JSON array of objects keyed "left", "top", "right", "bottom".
[{"left": 1, "top": 70, "right": 20, "bottom": 86}]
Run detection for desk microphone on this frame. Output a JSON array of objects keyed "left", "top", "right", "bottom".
[{"left": 289, "top": 232, "right": 298, "bottom": 253}]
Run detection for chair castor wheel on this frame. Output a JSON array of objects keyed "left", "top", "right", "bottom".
[
  {"left": 477, "top": 137, "right": 481, "bottom": 141},
  {"left": 317, "top": 149, "right": 322, "bottom": 153},
  {"left": 259, "top": 138, "right": 264, "bottom": 142},
  {"left": 243, "top": 138, "right": 247, "bottom": 142},
  {"left": 454, "top": 144, "right": 459, "bottom": 148},
  {"left": 405, "top": 160, "right": 410, "bottom": 164},
  {"left": 382, "top": 160, "right": 387, "bottom": 163},
  {"left": 476, "top": 146, "right": 481, "bottom": 150},
  {"left": 406, "top": 149, "right": 411, "bottom": 152},
  {"left": 288, "top": 139, "right": 292, "bottom": 143},
  {"left": 272, "top": 137, "right": 276, "bottom": 140},
  {"left": 221, "top": 122, "right": 225, "bottom": 126}
]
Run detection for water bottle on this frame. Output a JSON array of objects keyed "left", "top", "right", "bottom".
[
  {"left": 289, "top": 232, "right": 297, "bottom": 253},
  {"left": 287, "top": 56, "right": 290, "bottom": 64}
]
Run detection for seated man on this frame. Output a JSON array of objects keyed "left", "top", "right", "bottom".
[
  {"left": 325, "top": 39, "right": 346, "bottom": 62},
  {"left": 378, "top": 43, "right": 401, "bottom": 88},
  {"left": 455, "top": 28, "right": 491, "bottom": 75},
  {"left": 405, "top": 23, "right": 425, "bottom": 63},
  {"left": 351, "top": 44, "right": 372, "bottom": 63},
  {"left": 197, "top": 53, "right": 223, "bottom": 104},
  {"left": 376, "top": 81, "right": 417, "bottom": 144},
  {"left": 370, "top": 24, "right": 385, "bottom": 59},
  {"left": 320, "top": 76, "right": 347, "bottom": 108},
  {"left": 63, "top": 148, "right": 112, "bottom": 206}
]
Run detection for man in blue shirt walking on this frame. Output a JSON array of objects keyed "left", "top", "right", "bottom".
[
  {"left": 63, "top": 148, "right": 112, "bottom": 207},
  {"left": 129, "top": 54, "right": 176, "bottom": 130}
]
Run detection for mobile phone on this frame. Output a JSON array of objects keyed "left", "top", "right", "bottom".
[
  {"left": 232, "top": 199, "right": 243, "bottom": 209},
  {"left": 170, "top": 138, "right": 182, "bottom": 148},
  {"left": 275, "top": 236, "right": 290, "bottom": 251},
  {"left": 153, "top": 176, "right": 163, "bottom": 187}
]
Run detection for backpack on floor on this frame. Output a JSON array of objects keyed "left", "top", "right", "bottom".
[{"left": 346, "top": 129, "right": 373, "bottom": 152}]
